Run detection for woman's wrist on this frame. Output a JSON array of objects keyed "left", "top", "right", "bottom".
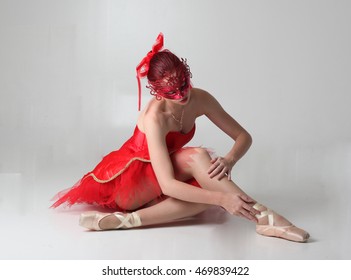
[
  {"left": 225, "top": 154, "right": 237, "bottom": 167},
  {"left": 213, "top": 191, "right": 226, "bottom": 207}
]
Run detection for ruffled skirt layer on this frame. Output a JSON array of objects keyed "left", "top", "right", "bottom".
[{"left": 51, "top": 155, "right": 201, "bottom": 211}]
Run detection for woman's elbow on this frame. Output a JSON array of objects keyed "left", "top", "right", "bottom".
[
  {"left": 239, "top": 129, "right": 252, "bottom": 147},
  {"left": 158, "top": 179, "right": 177, "bottom": 196},
  {"left": 246, "top": 131, "right": 253, "bottom": 146}
]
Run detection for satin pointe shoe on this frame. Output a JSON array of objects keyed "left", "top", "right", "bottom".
[
  {"left": 79, "top": 211, "right": 142, "bottom": 231},
  {"left": 253, "top": 203, "right": 310, "bottom": 243}
]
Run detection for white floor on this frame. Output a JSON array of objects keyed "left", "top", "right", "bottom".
[{"left": 1, "top": 166, "right": 350, "bottom": 261}]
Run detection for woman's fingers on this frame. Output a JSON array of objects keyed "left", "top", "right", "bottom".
[
  {"left": 242, "top": 203, "right": 261, "bottom": 217},
  {"left": 221, "top": 193, "right": 260, "bottom": 223},
  {"left": 207, "top": 160, "right": 218, "bottom": 175},
  {"left": 234, "top": 195, "right": 260, "bottom": 222},
  {"left": 208, "top": 164, "right": 224, "bottom": 178},
  {"left": 208, "top": 157, "right": 232, "bottom": 179},
  {"left": 239, "top": 194, "right": 255, "bottom": 203},
  {"left": 236, "top": 203, "right": 259, "bottom": 222},
  {"left": 240, "top": 209, "right": 258, "bottom": 222}
]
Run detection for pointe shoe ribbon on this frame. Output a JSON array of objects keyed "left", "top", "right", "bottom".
[
  {"left": 253, "top": 203, "right": 309, "bottom": 242},
  {"left": 118, "top": 213, "right": 142, "bottom": 228},
  {"left": 79, "top": 211, "right": 142, "bottom": 231}
]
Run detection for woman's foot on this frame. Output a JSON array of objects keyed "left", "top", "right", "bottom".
[
  {"left": 79, "top": 211, "right": 142, "bottom": 230},
  {"left": 253, "top": 203, "right": 309, "bottom": 242}
]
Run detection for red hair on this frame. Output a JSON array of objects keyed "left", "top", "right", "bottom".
[{"left": 147, "top": 50, "right": 184, "bottom": 82}]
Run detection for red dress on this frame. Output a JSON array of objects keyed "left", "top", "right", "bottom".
[{"left": 51, "top": 125, "right": 200, "bottom": 210}]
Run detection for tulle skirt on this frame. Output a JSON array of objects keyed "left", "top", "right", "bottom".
[{"left": 51, "top": 156, "right": 201, "bottom": 211}]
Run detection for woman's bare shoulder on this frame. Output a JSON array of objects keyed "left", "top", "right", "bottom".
[
  {"left": 189, "top": 88, "right": 215, "bottom": 116},
  {"left": 191, "top": 88, "right": 217, "bottom": 105},
  {"left": 191, "top": 87, "right": 209, "bottom": 96},
  {"left": 138, "top": 99, "right": 168, "bottom": 134}
]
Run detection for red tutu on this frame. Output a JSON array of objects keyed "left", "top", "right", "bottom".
[{"left": 51, "top": 125, "right": 201, "bottom": 211}]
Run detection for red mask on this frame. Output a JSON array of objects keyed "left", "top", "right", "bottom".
[{"left": 147, "top": 58, "right": 192, "bottom": 100}]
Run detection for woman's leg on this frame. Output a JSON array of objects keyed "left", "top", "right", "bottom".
[
  {"left": 99, "top": 197, "right": 209, "bottom": 229},
  {"left": 138, "top": 198, "right": 209, "bottom": 226},
  {"left": 88, "top": 147, "right": 309, "bottom": 241},
  {"left": 177, "top": 147, "right": 309, "bottom": 242}
]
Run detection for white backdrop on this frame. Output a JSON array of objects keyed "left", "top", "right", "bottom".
[{"left": 1, "top": 0, "right": 350, "bottom": 198}]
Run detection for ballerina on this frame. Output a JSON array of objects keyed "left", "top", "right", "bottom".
[{"left": 52, "top": 33, "right": 309, "bottom": 243}]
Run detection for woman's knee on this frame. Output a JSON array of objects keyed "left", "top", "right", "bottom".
[
  {"left": 172, "top": 147, "right": 211, "bottom": 176},
  {"left": 174, "top": 147, "right": 211, "bottom": 161},
  {"left": 185, "top": 147, "right": 212, "bottom": 162}
]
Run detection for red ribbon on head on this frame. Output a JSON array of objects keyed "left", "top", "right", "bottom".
[{"left": 136, "top": 33, "right": 164, "bottom": 111}]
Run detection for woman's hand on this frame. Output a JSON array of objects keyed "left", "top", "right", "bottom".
[
  {"left": 220, "top": 193, "right": 260, "bottom": 223},
  {"left": 208, "top": 156, "right": 235, "bottom": 180}
]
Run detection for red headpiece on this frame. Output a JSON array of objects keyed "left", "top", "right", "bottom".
[{"left": 136, "top": 33, "right": 164, "bottom": 111}]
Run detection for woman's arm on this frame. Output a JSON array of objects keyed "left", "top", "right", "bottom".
[
  {"left": 142, "top": 98, "right": 258, "bottom": 220},
  {"left": 198, "top": 90, "right": 252, "bottom": 179},
  {"left": 143, "top": 111, "right": 223, "bottom": 206}
]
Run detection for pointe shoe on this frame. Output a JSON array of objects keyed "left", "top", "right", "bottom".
[
  {"left": 253, "top": 203, "right": 310, "bottom": 243},
  {"left": 79, "top": 211, "right": 142, "bottom": 231}
]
